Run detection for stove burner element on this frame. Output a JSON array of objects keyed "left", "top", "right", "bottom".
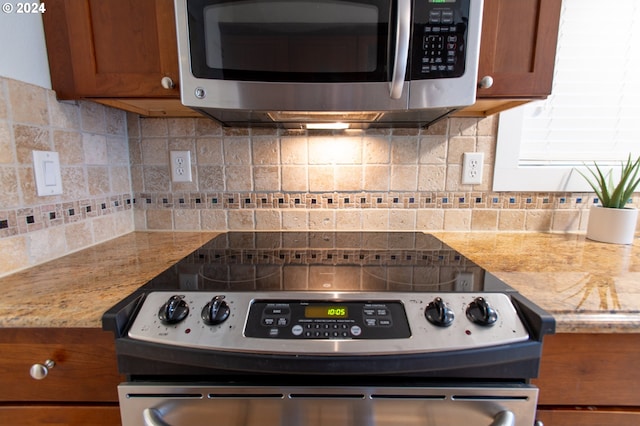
[
  {"left": 466, "top": 296, "right": 498, "bottom": 326},
  {"left": 158, "top": 295, "right": 189, "bottom": 324},
  {"left": 201, "top": 295, "right": 231, "bottom": 325}
]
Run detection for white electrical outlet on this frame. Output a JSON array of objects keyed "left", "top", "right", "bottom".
[
  {"left": 462, "top": 152, "right": 484, "bottom": 185},
  {"left": 455, "top": 272, "right": 474, "bottom": 291},
  {"left": 170, "top": 150, "right": 192, "bottom": 182}
]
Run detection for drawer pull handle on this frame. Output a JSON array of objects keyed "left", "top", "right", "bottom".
[{"left": 30, "top": 359, "right": 55, "bottom": 380}]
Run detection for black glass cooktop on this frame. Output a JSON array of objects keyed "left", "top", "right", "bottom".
[{"left": 139, "top": 232, "right": 512, "bottom": 294}]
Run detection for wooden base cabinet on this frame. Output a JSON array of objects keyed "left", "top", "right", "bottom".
[
  {"left": 533, "top": 333, "right": 640, "bottom": 426},
  {"left": 0, "top": 328, "right": 123, "bottom": 426}
]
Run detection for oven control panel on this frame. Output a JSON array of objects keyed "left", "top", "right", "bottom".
[
  {"left": 127, "top": 292, "right": 530, "bottom": 355},
  {"left": 244, "top": 301, "right": 411, "bottom": 340}
]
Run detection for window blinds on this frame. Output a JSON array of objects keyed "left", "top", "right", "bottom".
[{"left": 518, "top": 0, "right": 640, "bottom": 165}]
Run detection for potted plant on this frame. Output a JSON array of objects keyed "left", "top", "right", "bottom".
[{"left": 578, "top": 154, "right": 640, "bottom": 244}]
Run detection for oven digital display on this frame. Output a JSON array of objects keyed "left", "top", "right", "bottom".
[{"left": 305, "top": 306, "right": 348, "bottom": 318}]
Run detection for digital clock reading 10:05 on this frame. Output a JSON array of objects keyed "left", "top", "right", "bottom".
[{"left": 304, "top": 306, "right": 348, "bottom": 318}]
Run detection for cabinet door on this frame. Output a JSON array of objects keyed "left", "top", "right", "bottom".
[
  {"left": 476, "top": 0, "right": 561, "bottom": 98},
  {"left": 0, "top": 328, "right": 123, "bottom": 402},
  {"left": 44, "top": 0, "right": 179, "bottom": 99}
]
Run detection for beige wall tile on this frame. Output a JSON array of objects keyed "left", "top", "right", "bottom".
[
  {"left": 167, "top": 118, "right": 196, "bottom": 137},
  {"left": 196, "top": 138, "right": 223, "bottom": 165},
  {"left": 252, "top": 137, "right": 279, "bottom": 165},
  {"left": 444, "top": 209, "right": 472, "bottom": 230},
  {"left": 282, "top": 210, "right": 308, "bottom": 230},
  {"left": 60, "top": 166, "right": 88, "bottom": 199},
  {"left": 335, "top": 210, "right": 361, "bottom": 230},
  {"left": 418, "top": 165, "right": 446, "bottom": 191},
  {"left": 7, "top": 78, "right": 48, "bottom": 126},
  {"left": 223, "top": 138, "right": 251, "bottom": 164},
  {"left": 80, "top": 101, "right": 106, "bottom": 133},
  {"left": 390, "top": 166, "right": 417, "bottom": 191},
  {"left": 0, "top": 167, "right": 19, "bottom": 208},
  {"left": 308, "top": 166, "right": 335, "bottom": 192},
  {"left": 417, "top": 209, "right": 444, "bottom": 230},
  {"left": 552, "top": 210, "right": 581, "bottom": 232},
  {"left": 140, "top": 117, "right": 168, "bottom": 137},
  {"left": 335, "top": 166, "right": 362, "bottom": 191},
  {"left": 28, "top": 227, "right": 66, "bottom": 265},
  {"left": 88, "top": 166, "right": 110, "bottom": 195},
  {"left": 447, "top": 136, "right": 475, "bottom": 165},
  {"left": 0, "top": 80, "right": 8, "bottom": 120},
  {"left": 111, "top": 166, "right": 131, "bottom": 193},
  {"left": 107, "top": 136, "right": 130, "bottom": 165},
  {"left": 168, "top": 137, "right": 196, "bottom": 153},
  {"left": 54, "top": 130, "right": 84, "bottom": 164},
  {"left": 255, "top": 209, "right": 281, "bottom": 230},
  {"left": 13, "top": 124, "right": 50, "bottom": 164},
  {"left": 198, "top": 166, "right": 224, "bottom": 191},
  {"left": 526, "top": 210, "right": 553, "bottom": 231},
  {"left": 419, "top": 135, "right": 447, "bottom": 164},
  {"left": 92, "top": 214, "right": 117, "bottom": 243},
  {"left": 282, "top": 166, "right": 308, "bottom": 192},
  {"left": 309, "top": 210, "right": 335, "bottom": 229},
  {"left": 65, "top": 220, "right": 93, "bottom": 252},
  {"left": 363, "top": 136, "right": 390, "bottom": 164},
  {"left": 363, "top": 165, "right": 390, "bottom": 191},
  {"left": 254, "top": 166, "right": 280, "bottom": 191},
  {"left": 146, "top": 209, "right": 173, "bottom": 229},
  {"left": 362, "top": 209, "right": 389, "bottom": 230},
  {"left": 391, "top": 137, "right": 418, "bottom": 164},
  {"left": 174, "top": 209, "right": 201, "bottom": 230},
  {"left": 227, "top": 210, "right": 255, "bottom": 229},
  {"left": 143, "top": 166, "right": 170, "bottom": 192},
  {"left": 281, "top": 136, "right": 308, "bottom": 164},
  {"left": 0, "top": 235, "right": 29, "bottom": 277},
  {"left": 498, "top": 210, "right": 526, "bottom": 231},
  {"left": 141, "top": 138, "right": 169, "bottom": 165},
  {"left": 0, "top": 120, "right": 13, "bottom": 163},
  {"left": 201, "top": 210, "right": 227, "bottom": 230},
  {"left": 471, "top": 209, "right": 498, "bottom": 230},
  {"left": 225, "top": 165, "right": 253, "bottom": 191},
  {"left": 83, "top": 134, "right": 108, "bottom": 165},
  {"left": 389, "top": 209, "right": 416, "bottom": 230}
]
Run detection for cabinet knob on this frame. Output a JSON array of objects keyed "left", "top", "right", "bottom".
[
  {"left": 160, "top": 76, "right": 175, "bottom": 90},
  {"left": 30, "top": 359, "right": 55, "bottom": 380},
  {"left": 478, "top": 75, "right": 494, "bottom": 89}
]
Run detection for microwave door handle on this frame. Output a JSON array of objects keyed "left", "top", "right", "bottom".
[{"left": 389, "top": 0, "right": 411, "bottom": 99}]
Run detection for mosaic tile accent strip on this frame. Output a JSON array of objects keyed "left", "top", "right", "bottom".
[
  {"left": 133, "top": 191, "right": 611, "bottom": 211},
  {"left": 0, "top": 193, "right": 133, "bottom": 239}
]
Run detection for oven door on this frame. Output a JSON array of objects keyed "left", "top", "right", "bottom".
[{"left": 119, "top": 383, "right": 538, "bottom": 426}]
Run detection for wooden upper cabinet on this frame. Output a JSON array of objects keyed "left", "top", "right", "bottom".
[
  {"left": 43, "top": 0, "right": 180, "bottom": 99},
  {"left": 476, "top": 0, "right": 562, "bottom": 99}
]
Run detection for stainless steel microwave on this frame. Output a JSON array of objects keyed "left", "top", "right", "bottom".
[{"left": 174, "top": 0, "right": 483, "bottom": 128}]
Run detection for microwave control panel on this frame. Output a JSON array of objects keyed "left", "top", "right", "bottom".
[{"left": 412, "top": 0, "right": 470, "bottom": 79}]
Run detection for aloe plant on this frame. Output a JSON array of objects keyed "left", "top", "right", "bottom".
[{"left": 578, "top": 154, "right": 640, "bottom": 209}]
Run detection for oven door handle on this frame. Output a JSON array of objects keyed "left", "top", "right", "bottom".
[
  {"left": 142, "top": 408, "right": 172, "bottom": 426},
  {"left": 389, "top": 0, "right": 411, "bottom": 99},
  {"left": 490, "top": 410, "right": 516, "bottom": 426}
]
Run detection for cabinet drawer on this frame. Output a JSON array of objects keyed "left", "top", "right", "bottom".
[
  {"left": 0, "top": 328, "right": 122, "bottom": 402},
  {"left": 0, "top": 405, "right": 121, "bottom": 426}
]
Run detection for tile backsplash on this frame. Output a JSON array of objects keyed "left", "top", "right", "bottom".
[
  {"left": 128, "top": 114, "right": 598, "bottom": 234},
  {"left": 0, "top": 77, "right": 133, "bottom": 277},
  {"left": 1, "top": 76, "right": 629, "bottom": 277}
]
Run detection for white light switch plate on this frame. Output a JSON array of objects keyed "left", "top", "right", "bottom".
[{"left": 33, "top": 150, "right": 63, "bottom": 196}]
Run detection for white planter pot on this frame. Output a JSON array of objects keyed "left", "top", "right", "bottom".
[{"left": 586, "top": 205, "right": 638, "bottom": 244}]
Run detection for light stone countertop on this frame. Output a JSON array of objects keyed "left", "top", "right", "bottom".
[{"left": 1, "top": 231, "right": 638, "bottom": 333}]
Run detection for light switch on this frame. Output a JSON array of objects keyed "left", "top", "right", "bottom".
[{"left": 33, "top": 151, "right": 63, "bottom": 196}]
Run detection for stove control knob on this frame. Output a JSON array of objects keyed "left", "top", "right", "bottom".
[
  {"left": 201, "top": 295, "right": 230, "bottom": 325},
  {"left": 466, "top": 297, "right": 498, "bottom": 326},
  {"left": 158, "top": 295, "right": 189, "bottom": 324},
  {"left": 425, "top": 297, "right": 454, "bottom": 327}
]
